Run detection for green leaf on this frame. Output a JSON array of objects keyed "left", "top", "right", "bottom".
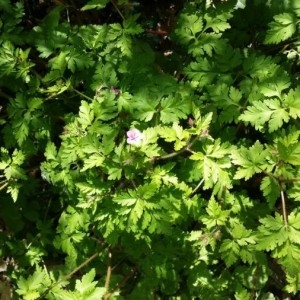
[
  {"left": 231, "top": 141, "right": 269, "bottom": 180},
  {"left": 66, "top": 48, "right": 94, "bottom": 73},
  {"left": 256, "top": 212, "right": 300, "bottom": 268},
  {"left": 0, "top": 41, "right": 16, "bottom": 76},
  {"left": 75, "top": 269, "right": 97, "bottom": 295},
  {"left": 85, "top": 288, "right": 107, "bottom": 299},
  {"left": 80, "top": 153, "right": 104, "bottom": 171},
  {"left": 201, "top": 198, "right": 230, "bottom": 228},
  {"left": 107, "top": 166, "right": 122, "bottom": 180},
  {"left": 148, "top": 164, "right": 177, "bottom": 187},
  {"left": 46, "top": 51, "right": 67, "bottom": 80},
  {"left": 266, "top": 99, "right": 290, "bottom": 132},
  {"left": 79, "top": 24, "right": 107, "bottom": 50},
  {"left": 204, "top": 9, "right": 232, "bottom": 33},
  {"left": 214, "top": 42, "right": 242, "bottom": 72},
  {"left": 94, "top": 94, "right": 118, "bottom": 121},
  {"left": 190, "top": 140, "right": 232, "bottom": 192},
  {"left": 7, "top": 181, "right": 21, "bottom": 202},
  {"left": 27, "top": 98, "right": 43, "bottom": 111},
  {"left": 278, "top": 243, "right": 300, "bottom": 275},
  {"left": 284, "top": 86, "right": 300, "bottom": 119},
  {"left": 242, "top": 53, "right": 279, "bottom": 80},
  {"left": 260, "top": 176, "right": 280, "bottom": 208},
  {"left": 91, "top": 62, "right": 118, "bottom": 89},
  {"left": 81, "top": 0, "right": 109, "bottom": 11},
  {"left": 239, "top": 99, "right": 289, "bottom": 132},
  {"left": 114, "top": 191, "right": 137, "bottom": 207},
  {"left": 44, "top": 142, "right": 57, "bottom": 161},
  {"left": 123, "top": 15, "right": 143, "bottom": 35},
  {"left": 185, "top": 58, "right": 217, "bottom": 88},
  {"left": 206, "top": 84, "right": 242, "bottom": 123},
  {"left": 160, "top": 94, "right": 191, "bottom": 124},
  {"left": 235, "top": 288, "right": 251, "bottom": 300},
  {"left": 159, "top": 123, "right": 189, "bottom": 151},
  {"left": 133, "top": 96, "right": 159, "bottom": 122},
  {"left": 4, "top": 164, "right": 26, "bottom": 180},
  {"left": 220, "top": 221, "right": 256, "bottom": 266},
  {"left": 289, "top": 212, "right": 300, "bottom": 231},
  {"left": 256, "top": 214, "right": 288, "bottom": 251},
  {"left": 285, "top": 273, "right": 300, "bottom": 294},
  {"left": 277, "top": 141, "right": 300, "bottom": 166},
  {"left": 78, "top": 100, "right": 94, "bottom": 128},
  {"left": 188, "top": 33, "right": 222, "bottom": 57},
  {"left": 16, "top": 267, "right": 47, "bottom": 298},
  {"left": 136, "top": 183, "right": 157, "bottom": 200},
  {"left": 234, "top": 0, "right": 246, "bottom": 10},
  {"left": 259, "top": 75, "right": 291, "bottom": 98},
  {"left": 174, "top": 13, "right": 203, "bottom": 44},
  {"left": 264, "top": 13, "right": 298, "bottom": 44},
  {"left": 117, "top": 92, "right": 132, "bottom": 112},
  {"left": 219, "top": 239, "right": 240, "bottom": 266}
]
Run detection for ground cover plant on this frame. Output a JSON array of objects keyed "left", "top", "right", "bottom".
[{"left": 1, "top": 0, "right": 300, "bottom": 298}]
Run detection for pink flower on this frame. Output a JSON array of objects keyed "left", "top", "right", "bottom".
[
  {"left": 110, "top": 86, "right": 121, "bottom": 95},
  {"left": 126, "top": 129, "right": 143, "bottom": 146}
]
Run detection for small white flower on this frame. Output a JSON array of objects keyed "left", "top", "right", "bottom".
[{"left": 126, "top": 129, "right": 143, "bottom": 146}]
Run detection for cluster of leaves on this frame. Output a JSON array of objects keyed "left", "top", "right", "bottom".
[{"left": 1, "top": 0, "right": 300, "bottom": 299}]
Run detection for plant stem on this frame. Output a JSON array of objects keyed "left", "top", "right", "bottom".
[
  {"left": 189, "top": 178, "right": 204, "bottom": 197},
  {"left": 66, "top": 250, "right": 103, "bottom": 280},
  {"left": 154, "top": 147, "right": 187, "bottom": 161},
  {"left": 104, "top": 250, "right": 112, "bottom": 296},
  {"left": 104, "top": 265, "right": 138, "bottom": 299},
  {"left": 72, "top": 88, "right": 95, "bottom": 102},
  {"left": 38, "top": 245, "right": 108, "bottom": 299},
  {"left": 279, "top": 177, "right": 300, "bottom": 183},
  {"left": 0, "top": 181, "right": 8, "bottom": 192},
  {"left": 110, "top": 0, "right": 125, "bottom": 20},
  {"left": 152, "top": 133, "right": 201, "bottom": 162},
  {"left": 261, "top": 169, "right": 300, "bottom": 183},
  {"left": 260, "top": 170, "right": 290, "bottom": 227},
  {"left": 280, "top": 187, "right": 288, "bottom": 228}
]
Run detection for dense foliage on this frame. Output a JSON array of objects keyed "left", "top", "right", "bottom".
[{"left": 1, "top": 0, "right": 300, "bottom": 298}]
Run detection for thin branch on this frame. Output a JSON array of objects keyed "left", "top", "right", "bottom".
[
  {"left": 110, "top": 0, "right": 124, "bottom": 20},
  {"left": 250, "top": 265, "right": 260, "bottom": 300},
  {"left": 72, "top": 88, "right": 95, "bottom": 102},
  {"left": 279, "top": 177, "right": 300, "bottom": 183},
  {"left": 104, "top": 265, "right": 138, "bottom": 299},
  {"left": 152, "top": 133, "right": 201, "bottom": 162},
  {"left": 280, "top": 189, "right": 288, "bottom": 228},
  {"left": 186, "top": 148, "right": 195, "bottom": 154},
  {"left": 129, "top": 179, "right": 137, "bottom": 189},
  {"left": 0, "top": 181, "right": 9, "bottom": 192},
  {"left": 280, "top": 188, "right": 288, "bottom": 228},
  {"left": 154, "top": 146, "right": 187, "bottom": 161},
  {"left": 104, "top": 250, "right": 112, "bottom": 298},
  {"left": 43, "top": 197, "right": 52, "bottom": 223},
  {"left": 259, "top": 170, "right": 290, "bottom": 227},
  {"left": 38, "top": 245, "right": 108, "bottom": 300},
  {"left": 189, "top": 178, "right": 204, "bottom": 197},
  {"left": 261, "top": 169, "right": 300, "bottom": 184},
  {"left": 63, "top": 248, "right": 105, "bottom": 281}
]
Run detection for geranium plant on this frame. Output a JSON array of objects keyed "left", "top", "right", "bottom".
[{"left": 1, "top": 0, "right": 300, "bottom": 299}]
